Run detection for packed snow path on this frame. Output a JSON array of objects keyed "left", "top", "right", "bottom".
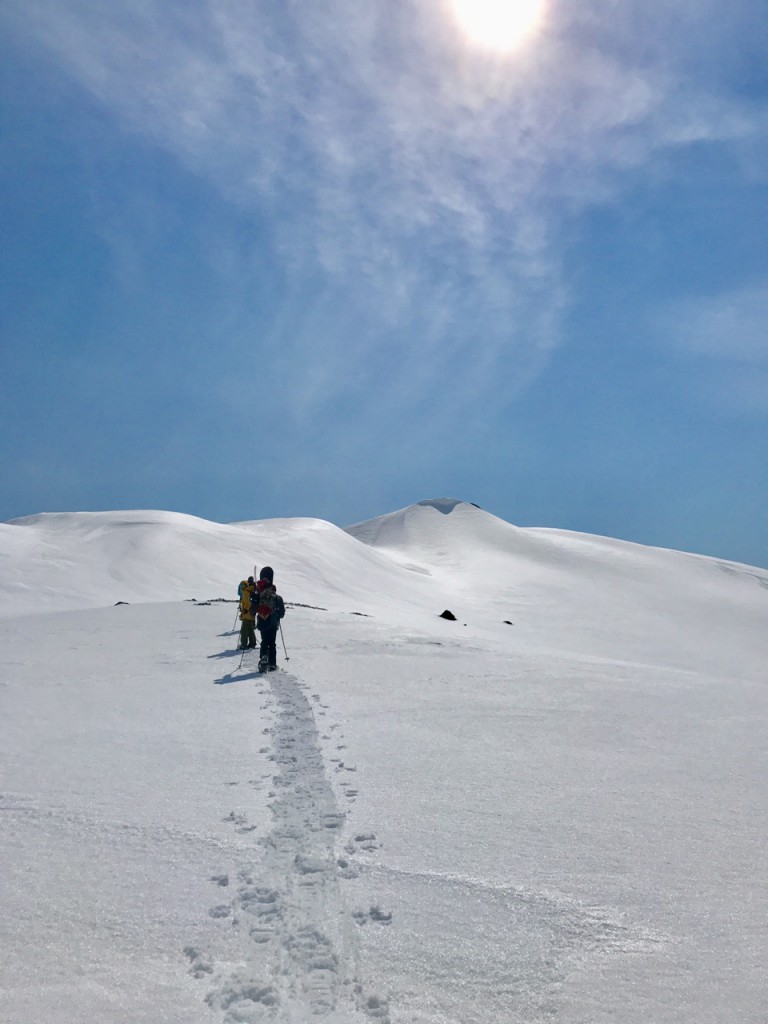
[{"left": 201, "top": 658, "right": 390, "bottom": 1023}]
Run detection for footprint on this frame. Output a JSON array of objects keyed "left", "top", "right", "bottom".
[
  {"left": 354, "top": 832, "right": 381, "bottom": 851},
  {"left": 205, "top": 973, "right": 279, "bottom": 1013},
  {"left": 337, "top": 856, "right": 359, "bottom": 880},
  {"left": 354, "top": 985, "right": 391, "bottom": 1022},
  {"left": 239, "top": 886, "right": 282, "bottom": 942},
  {"left": 320, "top": 811, "right": 345, "bottom": 831},
  {"left": 223, "top": 811, "right": 248, "bottom": 826},
  {"left": 209, "top": 904, "right": 231, "bottom": 919},
  {"left": 352, "top": 905, "right": 392, "bottom": 926},
  {"left": 183, "top": 946, "right": 214, "bottom": 978}
]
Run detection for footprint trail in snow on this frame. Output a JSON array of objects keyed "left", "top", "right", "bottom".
[{"left": 201, "top": 669, "right": 390, "bottom": 1022}]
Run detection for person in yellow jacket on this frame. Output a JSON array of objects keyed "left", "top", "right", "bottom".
[{"left": 238, "top": 580, "right": 257, "bottom": 650}]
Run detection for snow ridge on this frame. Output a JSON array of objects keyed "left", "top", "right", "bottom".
[{"left": 203, "top": 664, "right": 389, "bottom": 1022}]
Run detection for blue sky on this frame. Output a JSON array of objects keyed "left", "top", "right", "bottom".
[{"left": 1, "top": 0, "right": 766, "bottom": 567}]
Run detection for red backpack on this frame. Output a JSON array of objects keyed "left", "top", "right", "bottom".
[{"left": 256, "top": 578, "right": 277, "bottom": 622}]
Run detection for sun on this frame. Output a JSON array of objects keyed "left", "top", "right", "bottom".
[{"left": 450, "top": 0, "right": 546, "bottom": 52}]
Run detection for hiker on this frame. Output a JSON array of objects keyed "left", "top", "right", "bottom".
[
  {"left": 237, "top": 576, "right": 255, "bottom": 599},
  {"left": 256, "top": 565, "right": 285, "bottom": 671},
  {"left": 238, "top": 579, "right": 257, "bottom": 651}
]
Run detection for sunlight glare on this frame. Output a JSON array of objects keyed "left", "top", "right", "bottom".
[{"left": 451, "top": 0, "right": 546, "bottom": 52}]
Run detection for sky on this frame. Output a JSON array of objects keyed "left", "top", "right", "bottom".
[{"left": 1, "top": 0, "right": 766, "bottom": 567}]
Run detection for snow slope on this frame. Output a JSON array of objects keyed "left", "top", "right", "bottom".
[
  {"left": 0, "top": 509, "right": 438, "bottom": 620},
  {"left": 346, "top": 497, "right": 768, "bottom": 677},
  {"left": 1, "top": 499, "right": 766, "bottom": 1023}
]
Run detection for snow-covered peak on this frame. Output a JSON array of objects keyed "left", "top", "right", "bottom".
[{"left": 344, "top": 497, "right": 505, "bottom": 552}]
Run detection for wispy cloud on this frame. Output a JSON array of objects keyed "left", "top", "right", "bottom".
[
  {"left": 3, "top": 0, "right": 765, "bottom": 429},
  {"left": 670, "top": 283, "right": 768, "bottom": 360},
  {"left": 658, "top": 281, "right": 768, "bottom": 414}
]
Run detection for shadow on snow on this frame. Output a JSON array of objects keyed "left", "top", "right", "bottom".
[
  {"left": 209, "top": 647, "right": 262, "bottom": 685},
  {"left": 214, "top": 669, "right": 261, "bottom": 685}
]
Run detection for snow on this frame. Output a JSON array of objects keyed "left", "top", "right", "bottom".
[{"left": 1, "top": 499, "right": 767, "bottom": 1023}]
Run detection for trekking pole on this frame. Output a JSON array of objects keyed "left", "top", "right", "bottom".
[
  {"left": 279, "top": 621, "right": 289, "bottom": 661},
  {"left": 233, "top": 606, "right": 239, "bottom": 631}
]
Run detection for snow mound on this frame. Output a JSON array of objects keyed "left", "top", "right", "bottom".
[
  {"left": 345, "top": 499, "right": 768, "bottom": 676},
  {"left": 0, "top": 509, "right": 437, "bottom": 619},
  {"left": 346, "top": 498, "right": 633, "bottom": 578},
  {"left": 345, "top": 498, "right": 509, "bottom": 553}
]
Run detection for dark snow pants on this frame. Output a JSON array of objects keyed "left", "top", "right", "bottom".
[{"left": 259, "top": 624, "right": 278, "bottom": 667}]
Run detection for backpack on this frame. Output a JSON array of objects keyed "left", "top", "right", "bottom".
[
  {"left": 256, "top": 579, "right": 286, "bottom": 628},
  {"left": 239, "top": 585, "right": 255, "bottom": 620},
  {"left": 257, "top": 581, "right": 274, "bottom": 618}
]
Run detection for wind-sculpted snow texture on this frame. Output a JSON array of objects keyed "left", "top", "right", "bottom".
[{"left": 198, "top": 660, "right": 390, "bottom": 1022}]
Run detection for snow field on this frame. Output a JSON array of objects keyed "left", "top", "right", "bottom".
[{"left": 1, "top": 499, "right": 767, "bottom": 1022}]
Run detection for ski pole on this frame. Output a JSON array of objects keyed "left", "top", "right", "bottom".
[{"left": 279, "top": 621, "right": 289, "bottom": 661}]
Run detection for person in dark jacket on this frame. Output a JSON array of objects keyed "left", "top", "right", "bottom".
[{"left": 255, "top": 565, "right": 285, "bottom": 670}]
